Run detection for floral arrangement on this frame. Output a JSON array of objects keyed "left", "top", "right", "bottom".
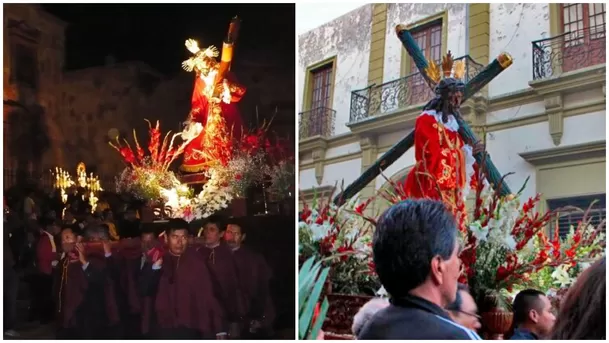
[
  {"left": 459, "top": 172, "right": 606, "bottom": 306},
  {"left": 110, "top": 118, "right": 292, "bottom": 221},
  {"left": 502, "top": 205, "right": 605, "bottom": 304},
  {"left": 226, "top": 150, "right": 268, "bottom": 198},
  {"left": 111, "top": 120, "right": 193, "bottom": 200},
  {"left": 348, "top": 159, "right": 605, "bottom": 307},
  {"left": 267, "top": 160, "right": 295, "bottom": 201},
  {"left": 299, "top": 187, "right": 380, "bottom": 295},
  {"left": 161, "top": 168, "right": 233, "bottom": 221}
]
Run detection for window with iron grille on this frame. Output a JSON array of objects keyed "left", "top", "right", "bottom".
[
  {"left": 309, "top": 64, "right": 333, "bottom": 110},
  {"left": 306, "top": 62, "right": 333, "bottom": 136},
  {"left": 547, "top": 193, "right": 606, "bottom": 238},
  {"left": 408, "top": 19, "right": 442, "bottom": 105},
  {"left": 560, "top": 3, "right": 606, "bottom": 72}
]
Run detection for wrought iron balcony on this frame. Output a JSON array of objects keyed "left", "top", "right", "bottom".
[
  {"left": 532, "top": 24, "right": 606, "bottom": 80},
  {"left": 349, "top": 55, "right": 483, "bottom": 123},
  {"left": 299, "top": 106, "right": 336, "bottom": 139}
]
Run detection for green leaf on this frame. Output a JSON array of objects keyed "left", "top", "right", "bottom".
[
  {"left": 298, "top": 256, "right": 331, "bottom": 340},
  {"left": 308, "top": 297, "right": 329, "bottom": 339}
]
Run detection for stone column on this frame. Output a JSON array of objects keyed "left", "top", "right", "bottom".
[{"left": 368, "top": 3, "right": 387, "bottom": 87}]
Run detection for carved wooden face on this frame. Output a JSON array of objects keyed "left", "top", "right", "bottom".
[{"left": 450, "top": 90, "right": 463, "bottom": 110}]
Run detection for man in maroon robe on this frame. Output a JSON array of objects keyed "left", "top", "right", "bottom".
[
  {"left": 117, "top": 225, "right": 158, "bottom": 338},
  {"left": 225, "top": 220, "right": 275, "bottom": 338},
  {"left": 33, "top": 218, "right": 60, "bottom": 324},
  {"left": 54, "top": 226, "right": 119, "bottom": 339},
  {"left": 140, "top": 218, "right": 227, "bottom": 339},
  {"left": 198, "top": 215, "right": 244, "bottom": 338}
]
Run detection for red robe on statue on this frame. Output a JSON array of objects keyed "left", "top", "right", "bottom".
[
  {"left": 403, "top": 110, "right": 479, "bottom": 229},
  {"left": 181, "top": 72, "right": 246, "bottom": 173}
]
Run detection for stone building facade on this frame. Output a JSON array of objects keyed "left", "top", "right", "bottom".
[
  {"left": 298, "top": 3, "right": 606, "bottom": 236},
  {"left": 3, "top": 4, "right": 67, "bottom": 188}
]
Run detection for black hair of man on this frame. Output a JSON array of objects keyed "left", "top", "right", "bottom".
[
  {"left": 60, "top": 226, "right": 74, "bottom": 234},
  {"left": 39, "top": 217, "right": 55, "bottom": 229},
  {"left": 140, "top": 223, "right": 156, "bottom": 236},
  {"left": 226, "top": 217, "right": 246, "bottom": 234},
  {"left": 512, "top": 289, "right": 545, "bottom": 325},
  {"left": 167, "top": 218, "right": 191, "bottom": 235},
  {"left": 206, "top": 214, "right": 226, "bottom": 231},
  {"left": 83, "top": 225, "right": 109, "bottom": 241},
  {"left": 372, "top": 199, "right": 457, "bottom": 298},
  {"left": 446, "top": 283, "right": 469, "bottom": 312}
]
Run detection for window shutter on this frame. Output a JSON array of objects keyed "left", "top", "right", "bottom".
[{"left": 547, "top": 194, "right": 606, "bottom": 238}]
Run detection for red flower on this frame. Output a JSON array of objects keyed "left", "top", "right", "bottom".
[
  {"left": 235, "top": 174, "right": 242, "bottom": 180},
  {"left": 336, "top": 246, "right": 354, "bottom": 261}
]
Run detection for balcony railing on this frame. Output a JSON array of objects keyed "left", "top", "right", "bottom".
[
  {"left": 532, "top": 24, "right": 606, "bottom": 80},
  {"left": 350, "top": 55, "right": 483, "bottom": 123},
  {"left": 299, "top": 106, "right": 336, "bottom": 139}
]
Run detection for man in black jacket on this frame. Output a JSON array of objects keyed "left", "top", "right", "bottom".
[{"left": 357, "top": 199, "right": 481, "bottom": 340}]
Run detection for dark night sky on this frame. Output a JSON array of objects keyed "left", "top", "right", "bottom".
[{"left": 42, "top": 3, "right": 295, "bottom": 74}]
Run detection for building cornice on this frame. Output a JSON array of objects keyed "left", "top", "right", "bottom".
[{"left": 519, "top": 140, "right": 606, "bottom": 166}]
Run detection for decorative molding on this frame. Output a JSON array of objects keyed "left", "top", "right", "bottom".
[
  {"left": 300, "top": 151, "right": 361, "bottom": 170},
  {"left": 312, "top": 147, "right": 326, "bottom": 185},
  {"left": 299, "top": 185, "right": 336, "bottom": 204},
  {"left": 544, "top": 93, "right": 564, "bottom": 146},
  {"left": 528, "top": 64, "right": 606, "bottom": 96},
  {"left": 519, "top": 140, "right": 606, "bottom": 166}
]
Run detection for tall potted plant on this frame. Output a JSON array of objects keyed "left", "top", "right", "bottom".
[
  {"left": 299, "top": 257, "right": 330, "bottom": 340},
  {"left": 299, "top": 188, "right": 380, "bottom": 337}
]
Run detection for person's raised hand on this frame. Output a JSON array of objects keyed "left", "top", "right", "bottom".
[{"left": 75, "top": 243, "right": 87, "bottom": 265}]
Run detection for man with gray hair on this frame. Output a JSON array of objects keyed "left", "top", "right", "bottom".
[{"left": 352, "top": 298, "right": 390, "bottom": 337}]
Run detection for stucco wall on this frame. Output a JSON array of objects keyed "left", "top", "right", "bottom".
[
  {"left": 298, "top": 5, "right": 372, "bottom": 135},
  {"left": 489, "top": 3, "right": 550, "bottom": 97},
  {"left": 384, "top": 3, "right": 468, "bottom": 82}
]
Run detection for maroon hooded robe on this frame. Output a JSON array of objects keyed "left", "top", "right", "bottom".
[
  {"left": 141, "top": 247, "right": 226, "bottom": 338},
  {"left": 54, "top": 251, "right": 120, "bottom": 339},
  {"left": 232, "top": 246, "right": 275, "bottom": 328},
  {"left": 198, "top": 242, "right": 244, "bottom": 324}
]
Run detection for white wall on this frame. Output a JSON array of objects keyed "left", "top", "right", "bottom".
[
  {"left": 321, "top": 158, "right": 363, "bottom": 188},
  {"left": 300, "top": 168, "right": 318, "bottom": 190},
  {"left": 300, "top": 158, "right": 364, "bottom": 190},
  {"left": 486, "top": 101, "right": 546, "bottom": 124},
  {"left": 489, "top": 3, "right": 550, "bottom": 97},
  {"left": 384, "top": 3, "right": 468, "bottom": 83},
  {"left": 484, "top": 110, "right": 606, "bottom": 201},
  {"left": 298, "top": 5, "right": 372, "bottom": 135}
]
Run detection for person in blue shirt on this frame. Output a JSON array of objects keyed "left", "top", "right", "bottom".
[{"left": 510, "top": 289, "right": 555, "bottom": 340}]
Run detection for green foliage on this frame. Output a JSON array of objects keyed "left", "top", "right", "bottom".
[{"left": 298, "top": 257, "right": 330, "bottom": 340}]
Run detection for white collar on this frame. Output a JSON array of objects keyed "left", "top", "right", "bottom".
[{"left": 422, "top": 109, "right": 459, "bottom": 132}]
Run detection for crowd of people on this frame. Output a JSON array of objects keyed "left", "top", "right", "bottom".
[
  {"left": 348, "top": 199, "right": 605, "bottom": 340},
  {"left": 3, "top": 188, "right": 274, "bottom": 339}
]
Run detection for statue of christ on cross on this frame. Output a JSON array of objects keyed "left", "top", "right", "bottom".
[{"left": 334, "top": 24, "right": 515, "bottom": 207}]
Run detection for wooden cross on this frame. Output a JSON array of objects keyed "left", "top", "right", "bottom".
[{"left": 334, "top": 26, "right": 514, "bottom": 205}]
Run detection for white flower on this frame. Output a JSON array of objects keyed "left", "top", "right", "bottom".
[
  {"left": 376, "top": 286, "right": 388, "bottom": 298},
  {"left": 551, "top": 265, "right": 573, "bottom": 288},
  {"left": 469, "top": 222, "right": 488, "bottom": 242}
]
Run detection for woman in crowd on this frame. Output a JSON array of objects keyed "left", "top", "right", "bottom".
[{"left": 551, "top": 256, "right": 605, "bottom": 340}]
